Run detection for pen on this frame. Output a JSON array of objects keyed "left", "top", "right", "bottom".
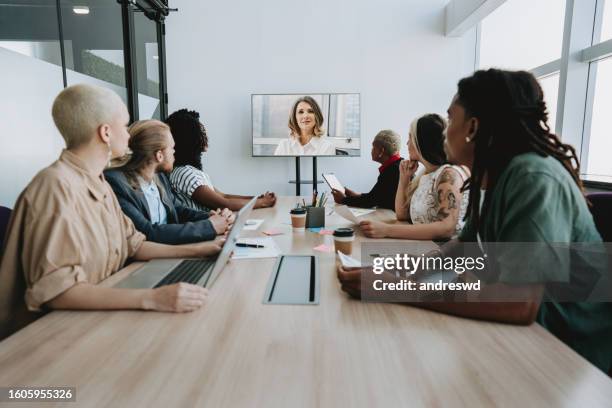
[{"left": 236, "top": 243, "right": 265, "bottom": 248}]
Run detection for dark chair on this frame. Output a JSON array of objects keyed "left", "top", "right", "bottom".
[
  {"left": 587, "top": 193, "right": 612, "bottom": 377},
  {"left": 0, "top": 206, "right": 11, "bottom": 250},
  {"left": 587, "top": 193, "right": 612, "bottom": 241}
]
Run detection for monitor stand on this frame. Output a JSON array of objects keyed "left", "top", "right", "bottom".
[{"left": 288, "top": 156, "right": 324, "bottom": 195}]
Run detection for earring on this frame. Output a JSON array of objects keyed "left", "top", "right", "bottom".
[{"left": 465, "top": 136, "right": 473, "bottom": 143}]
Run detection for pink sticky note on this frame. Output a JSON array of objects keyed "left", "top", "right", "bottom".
[
  {"left": 313, "top": 244, "right": 333, "bottom": 253},
  {"left": 262, "top": 229, "right": 283, "bottom": 236},
  {"left": 319, "top": 229, "right": 334, "bottom": 235}
]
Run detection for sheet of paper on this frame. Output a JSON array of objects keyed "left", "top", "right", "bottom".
[
  {"left": 243, "top": 219, "right": 264, "bottom": 231},
  {"left": 313, "top": 244, "right": 333, "bottom": 253},
  {"left": 323, "top": 173, "right": 345, "bottom": 194},
  {"left": 334, "top": 205, "right": 360, "bottom": 223},
  {"left": 337, "top": 251, "right": 373, "bottom": 267},
  {"left": 349, "top": 207, "right": 375, "bottom": 217},
  {"left": 337, "top": 251, "right": 362, "bottom": 267},
  {"left": 232, "top": 237, "right": 280, "bottom": 259}
]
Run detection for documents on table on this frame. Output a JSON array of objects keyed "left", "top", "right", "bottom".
[
  {"left": 349, "top": 208, "right": 375, "bottom": 217},
  {"left": 232, "top": 237, "right": 280, "bottom": 259},
  {"left": 243, "top": 219, "right": 264, "bottom": 231},
  {"left": 337, "top": 251, "right": 361, "bottom": 267},
  {"left": 334, "top": 205, "right": 375, "bottom": 223}
]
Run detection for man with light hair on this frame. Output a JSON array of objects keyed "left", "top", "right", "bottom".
[
  {"left": 0, "top": 84, "right": 224, "bottom": 340},
  {"left": 331, "top": 129, "right": 404, "bottom": 210}
]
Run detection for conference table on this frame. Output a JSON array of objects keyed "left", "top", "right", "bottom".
[{"left": 0, "top": 197, "right": 611, "bottom": 407}]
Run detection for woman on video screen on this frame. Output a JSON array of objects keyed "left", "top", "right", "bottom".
[{"left": 274, "top": 96, "right": 336, "bottom": 155}]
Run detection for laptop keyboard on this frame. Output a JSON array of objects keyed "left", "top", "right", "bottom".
[{"left": 154, "top": 259, "right": 215, "bottom": 288}]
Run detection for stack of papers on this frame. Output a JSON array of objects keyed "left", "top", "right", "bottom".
[{"left": 334, "top": 205, "right": 375, "bottom": 223}]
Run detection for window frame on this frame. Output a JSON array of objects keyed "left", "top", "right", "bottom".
[{"left": 472, "top": 0, "right": 612, "bottom": 189}]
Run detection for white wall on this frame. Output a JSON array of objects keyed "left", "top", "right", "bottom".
[
  {"left": 165, "top": 0, "right": 477, "bottom": 197},
  {"left": 0, "top": 47, "right": 65, "bottom": 207}
]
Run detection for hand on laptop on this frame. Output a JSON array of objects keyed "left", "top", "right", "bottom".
[
  {"left": 147, "top": 282, "right": 209, "bottom": 313},
  {"left": 196, "top": 236, "right": 226, "bottom": 256}
]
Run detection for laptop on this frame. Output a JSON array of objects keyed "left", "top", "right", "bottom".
[{"left": 115, "top": 197, "right": 257, "bottom": 289}]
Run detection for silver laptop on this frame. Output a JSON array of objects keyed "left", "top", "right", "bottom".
[{"left": 115, "top": 197, "right": 257, "bottom": 289}]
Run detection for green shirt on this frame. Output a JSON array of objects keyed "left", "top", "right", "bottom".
[{"left": 460, "top": 152, "right": 611, "bottom": 373}]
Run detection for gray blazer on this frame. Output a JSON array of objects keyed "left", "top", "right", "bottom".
[{"left": 104, "top": 170, "right": 217, "bottom": 244}]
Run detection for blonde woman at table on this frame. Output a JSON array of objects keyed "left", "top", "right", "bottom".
[
  {"left": 359, "top": 114, "right": 469, "bottom": 241},
  {"left": 274, "top": 96, "right": 336, "bottom": 156},
  {"left": 0, "top": 85, "right": 224, "bottom": 340}
]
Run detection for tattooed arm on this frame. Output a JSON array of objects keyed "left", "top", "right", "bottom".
[{"left": 364, "top": 167, "right": 465, "bottom": 240}]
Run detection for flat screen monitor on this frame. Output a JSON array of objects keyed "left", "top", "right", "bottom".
[{"left": 252, "top": 93, "right": 361, "bottom": 157}]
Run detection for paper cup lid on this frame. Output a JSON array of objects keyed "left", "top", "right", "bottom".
[{"left": 333, "top": 227, "right": 354, "bottom": 237}]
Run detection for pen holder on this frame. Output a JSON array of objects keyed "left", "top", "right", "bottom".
[{"left": 305, "top": 206, "right": 325, "bottom": 228}]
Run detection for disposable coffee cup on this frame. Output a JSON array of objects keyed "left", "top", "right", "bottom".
[
  {"left": 333, "top": 227, "right": 355, "bottom": 254},
  {"left": 290, "top": 208, "right": 307, "bottom": 231}
]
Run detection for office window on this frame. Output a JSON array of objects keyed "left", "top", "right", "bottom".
[
  {"left": 600, "top": 0, "right": 612, "bottom": 42},
  {"left": 0, "top": 1, "right": 63, "bottom": 69},
  {"left": 479, "top": 0, "right": 566, "bottom": 71},
  {"left": 59, "top": 0, "right": 129, "bottom": 104},
  {"left": 538, "top": 73, "right": 559, "bottom": 132},
  {"left": 585, "top": 57, "right": 612, "bottom": 178},
  {"left": 133, "top": 11, "right": 161, "bottom": 119}
]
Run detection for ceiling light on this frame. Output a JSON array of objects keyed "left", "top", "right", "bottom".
[{"left": 73, "top": 6, "right": 90, "bottom": 15}]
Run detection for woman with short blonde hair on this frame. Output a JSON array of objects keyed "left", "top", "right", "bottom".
[{"left": 0, "top": 85, "right": 225, "bottom": 340}]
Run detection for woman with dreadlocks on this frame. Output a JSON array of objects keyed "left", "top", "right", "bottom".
[
  {"left": 166, "top": 109, "right": 276, "bottom": 212},
  {"left": 337, "top": 69, "right": 611, "bottom": 373}
]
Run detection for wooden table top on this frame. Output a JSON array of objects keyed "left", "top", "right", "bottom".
[{"left": 1, "top": 197, "right": 611, "bottom": 407}]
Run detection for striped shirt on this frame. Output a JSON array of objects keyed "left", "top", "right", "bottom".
[{"left": 168, "top": 165, "right": 214, "bottom": 212}]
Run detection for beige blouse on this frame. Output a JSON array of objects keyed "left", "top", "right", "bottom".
[{"left": 0, "top": 150, "right": 145, "bottom": 327}]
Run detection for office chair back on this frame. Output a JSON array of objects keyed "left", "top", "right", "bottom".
[
  {"left": 0, "top": 206, "right": 11, "bottom": 251},
  {"left": 587, "top": 193, "right": 612, "bottom": 241}
]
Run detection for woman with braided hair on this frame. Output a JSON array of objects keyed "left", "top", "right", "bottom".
[{"left": 337, "top": 69, "right": 611, "bottom": 373}]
